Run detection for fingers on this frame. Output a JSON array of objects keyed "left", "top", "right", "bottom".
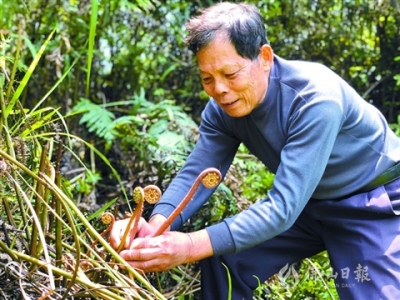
[
  {"left": 120, "top": 247, "right": 159, "bottom": 261},
  {"left": 109, "top": 224, "right": 121, "bottom": 249},
  {"left": 124, "top": 236, "right": 167, "bottom": 268},
  {"left": 118, "top": 233, "right": 192, "bottom": 273},
  {"left": 109, "top": 217, "right": 150, "bottom": 250},
  {"left": 119, "top": 246, "right": 168, "bottom": 273},
  {"left": 123, "top": 256, "right": 163, "bottom": 273},
  {"left": 135, "top": 218, "right": 150, "bottom": 238},
  {"left": 109, "top": 218, "right": 131, "bottom": 249}
]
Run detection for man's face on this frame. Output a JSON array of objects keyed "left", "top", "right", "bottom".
[{"left": 197, "top": 34, "right": 272, "bottom": 117}]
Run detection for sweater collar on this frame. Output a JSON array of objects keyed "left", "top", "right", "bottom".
[{"left": 250, "top": 55, "right": 280, "bottom": 117}]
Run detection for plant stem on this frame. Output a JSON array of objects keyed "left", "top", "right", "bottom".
[
  {"left": 7, "top": 172, "right": 56, "bottom": 292},
  {"left": 0, "top": 114, "right": 31, "bottom": 241},
  {"left": 40, "top": 173, "right": 166, "bottom": 300},
  {"left": 0, "top": 75, "right": 7, "bottom": 135},
  {"left": 5, "top": 22, "right": 23, "bottom": 102},
  {"left": 30, "top": 142, "right": 49, "bottom": 259},
  {"left": 117, "top": 197, "right": 144, "bottom": 253},
  {"left": 54, "top": 142, "right": 63, "bottom": 273},
  {"left": 58, "top": 189, "right": 81, "bottom": 300},
  {"left": 0, "top": 239, "right": 19, "bottom": 261},
  {"left": 153, "top": 167, "right": 221, "bottom": 237},
  {"left": 12, "top": 251, "right": 135, "bottom": 300}
]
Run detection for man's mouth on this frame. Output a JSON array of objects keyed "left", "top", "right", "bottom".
[{"left": 223, "top": 99, "right": 239, "bottom": 107}]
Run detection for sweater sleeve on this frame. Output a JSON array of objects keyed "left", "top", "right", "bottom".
[{"left": 207, "top": 98, "right": 344, "bottom": 255}]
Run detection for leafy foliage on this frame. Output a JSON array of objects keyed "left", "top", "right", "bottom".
[
  {"left": 72, "top": 98, "right": 117, "bottom": 143},
  {"left": 233, "top": 144, "right": 275, "bottom": 204},
  {"left": 68, "top": 88, "right": 200, "bottom": 212},
  {"left": 2, "top": 0, "right": 398, "bottom": 121},
  {"left": 257, "top": 252, "right": 339, "bottom": 300},
  {"left": 0, "top": 31, "right": 164, "bottom": 299}
]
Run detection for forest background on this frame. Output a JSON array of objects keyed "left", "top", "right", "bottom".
[{"left": 0, "top": 0, "right": 399, "bottom": 299}]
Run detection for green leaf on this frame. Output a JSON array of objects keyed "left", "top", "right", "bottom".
[
  {"left": 86, "top": 198, "right": 118, "bottom": 222},
  {"left": 86, "top": 0, "right": 99, "bottom": 97},
  {"left": 19, "top": 107, "right": 59, "bottom": 137},
  {"left": 71, "top": 98, "right": 116, "bottom": 142},
  {"left": 6, "top": 28, "right": 56, "bottom": 118}
]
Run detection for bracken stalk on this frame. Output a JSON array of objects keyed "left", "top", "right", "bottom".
[{"left": 153, "top": 167, "right": 222, "bottom": 237}]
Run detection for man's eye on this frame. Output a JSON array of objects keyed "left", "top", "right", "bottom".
[
  {"left": 226, "top": 72, "right": 237, "bottom": 78},
  {"left": 202, "top": 77, "right": 212, "bottom": 83}
]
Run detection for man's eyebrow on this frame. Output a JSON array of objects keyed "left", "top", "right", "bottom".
[{"left": 198, "top": 64, "right": 242, "bottom": 73}]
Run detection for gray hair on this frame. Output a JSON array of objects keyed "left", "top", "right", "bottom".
[{"left": 185, "top": 2, "right": 269, "bottom": 60}]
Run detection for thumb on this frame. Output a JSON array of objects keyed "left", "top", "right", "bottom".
[{"left": 109, "top": 218, "right": 130, "bottom": 249}]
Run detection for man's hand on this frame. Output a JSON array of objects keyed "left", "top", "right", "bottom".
[
  {"left": 119, "top": 229, "right": 214, "bottom": 273},
  {"left": 109, "top": 214, "right": 167, "bottom": 250}
]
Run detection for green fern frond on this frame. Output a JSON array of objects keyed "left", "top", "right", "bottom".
[
  {"left": 71, "top": 98, "right": 116, "bottom": 142},
  {"left": 112, "top": 115, "right": 144, "bottom": 127}
]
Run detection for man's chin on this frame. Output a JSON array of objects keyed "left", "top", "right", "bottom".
[{"left": 224, "top": 109, "right": 250, "bottom": 118}]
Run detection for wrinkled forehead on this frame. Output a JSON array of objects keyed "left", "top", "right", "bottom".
[{"left": 196, "top": 37, "right": 252, "bottom": 74}]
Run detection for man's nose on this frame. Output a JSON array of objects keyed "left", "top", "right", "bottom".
[{"left": 213, "top": 79, "right": 229, "bottom": 95}]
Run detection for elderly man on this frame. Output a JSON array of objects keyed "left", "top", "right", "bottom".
[{"left": 110, "top": 2, "right": 400, "bottom": 299}]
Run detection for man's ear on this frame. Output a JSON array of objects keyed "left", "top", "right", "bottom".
[{"left": 260, "top": 44, "right": 273, "bottom": 71}]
